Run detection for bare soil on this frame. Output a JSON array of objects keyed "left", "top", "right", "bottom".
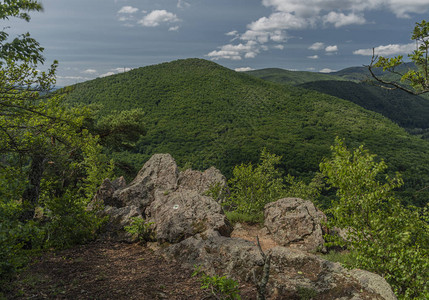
[
  {"left": 5, "top": 224, "right": 273, "bottom": 300},
  {"left": 5, "top": 240, "right": 257, "bottom": 300}
]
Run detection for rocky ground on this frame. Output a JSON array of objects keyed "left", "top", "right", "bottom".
[
  {"left": 6, "top": 240, "right": 257, "bottom": 300},
  {"left": 4, "top": 153, "right": 398, "bottom": 300}
]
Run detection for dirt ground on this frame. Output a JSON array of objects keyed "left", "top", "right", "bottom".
[
  {"left": 5, "top": 241, "right": 258, "bottom": 300},
  {"left": 5, "top": 229, "right": 265, "bottom": 300}
]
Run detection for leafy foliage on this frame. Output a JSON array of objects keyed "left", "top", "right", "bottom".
[
  {"left": 192, "top": 266, "right": 241, "bottom": 300},
  {"left": 0, "top": 0, "right": 114, "bottom": 284},
  {"left": 370, "top": 20, "right": 429, "bottom": 95},
  {"left": 300, "top": 80, "right": 429, "bottom": 130},
  {"left": 124, "top": 217, "right": 155, "bottom": 242},
  {"left": 224, "top": 149, "right": 321, "bottom": 218},
  {"left": 320, "top": 138, "right": 429, "bottom": 299},
  {"left": 226, "top": 149, "right": 285, "bottom": 214},
  {"left": 63, "top": 58, "right": 429, "bottom": 207},
  {"left": 244, "top": 68, "right": 347, "bottom": 85}
]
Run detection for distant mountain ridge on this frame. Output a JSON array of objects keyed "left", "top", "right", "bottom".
[
  {"left": 63, "top": 58, "right": 429, "bottom": 206},
  {"left": 246, "top": 62, "right": 429, "bottom": 132},
  {"left": 244, "top": 68, "right": 348, "bottom": 85}
]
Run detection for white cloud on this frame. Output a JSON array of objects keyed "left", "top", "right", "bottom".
[
  {"left": 208, "top": 0, "right": 429, "bottom": 60},
  {"left": 309, "top": 42, "right": 324, "bottom": 51},
  {"left": 273, "top": 44, "right": 284, "bottom": 50},
  {"left": 169, "top": 26, "right": 180, "bottom": 31},
  {"left": 260, "top": 0, "right": 429, "bottom": 19},
  {"left": 235, "top": 67, "right": 255, "bottom": 72},
  {"left": 82, "top": 69, "right": 97, "bottom": 74},
  {"left": 226, "top": 30, "right": 238, "bottom": 36},
  {"left": 319, "top": 68, "right": 336, "bottom": 73},
  {"left": 118, "top": 6, "right": 139, "bottom": 14},
  {"left": 99, "top": 72, "right": 115, "bottom": 78},
  {"left": 307, "top": 55, "right": 319, "bottom": 59},
  {"left": 177, "top": 0, "right": 190, "bottom": 9},
  {"left": 325, "top": 45, "right": 338, "bottom": 52},
  {"left": 57, "top": 75, "right": 89, "bottom": 81},
  {"left": 323, "top": 12, "right": 366, "bottom": 27},
  {"left": 138, "top": 10, "right": 180, "bottom": 27},
  {"left": 207, "top": 41, "right": 261, "bottom": 60},
  {"left": 112, "top": 67, "right": 132, "bottom": 73},
  {"left": 353, "top": 42, "right": 415, "bottom": 56}
]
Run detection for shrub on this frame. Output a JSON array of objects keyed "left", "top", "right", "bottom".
[
  {"left": 192, "top": 266, "right": 241, "bottom": 300},
  {"left": 124, "top": 217, "right": 155, "bottom": 242},
  {"left": 320, "top": 138, "right": 429, "bottom": 299},
  {"left": 43, "top": 192, "right": 106, "bottom": 249}
]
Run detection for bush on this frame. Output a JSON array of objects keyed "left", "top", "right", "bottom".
[
  {"left": 43, "top": 192, "right": 106, "bottom": 249},
  {"left": 224, "top": 149, "right": 285, "bottom": 214},
  {"left": 124, "top": 217, "right": 155, "bottom": 242},
  {"left": 320, "top": 138, "right": 429, "bottom": 299},
  {"left": 192, "top": 266, "right": 241, "bottom": 300},
  {"left": 224, "top": 148, "right": 322, "bottom": 216}
]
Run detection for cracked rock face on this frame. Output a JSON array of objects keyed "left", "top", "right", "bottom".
[
  {"left": 90, "top": 153, "right": 232, "bottom": 243},
  {"left": 264, "top": 198, "right": 327, "bottom": 252},
  {"left": 165, "top": 230, "right": 396, "bottom": 300}
]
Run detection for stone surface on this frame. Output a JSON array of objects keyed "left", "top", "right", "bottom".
[
  {"left": 90, "top": 153, "right": 231, "bottom": 243},
  {"left": 146, "top": 189, "right": 232, "bottom": 243},
  {"left": 177, "top": 166, "right": 227, "bottom": 196},
  {"left": 264, "top": 198, "right": 327, "bottom": 252},
  {"left": 90, "top": 153, "right": 397, "bottom": 300},
  {"left": 165, "top": 232, "right": 396, "bottom": 300},
  {"left": 349, "top": 269, "right": 397, "bottom": 300},
  {"left": 98, "top": 205, "right": 142, "bottom": 242},
  {"left": 113, "top": 154, "right": 179, "bottom": 212}
]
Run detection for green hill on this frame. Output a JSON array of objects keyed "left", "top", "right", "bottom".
[
  {"left": 299, "top": 80, "right": 429, "bottom": 130},
  {"left": 331, "top": 62, "right": 416, "bottom": 82},
  {"left": 244, "top": 68, "right": 348, "bottom": 85},
  {"left": 63, "top": 58, "right": 429, "bottom": 206}
]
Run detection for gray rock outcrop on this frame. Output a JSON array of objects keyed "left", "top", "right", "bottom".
[
  {"left": 165, "top": 230, "right": 396, "bottom": 300},
  {"left": 264, "top": 198, "right": 327, "bottom": 252},
  {"left": 91, "top": 153, "right": 397, "bottom": 299},
  {"left": 90, "top": 153, "right": 232, "bottom": 243}
]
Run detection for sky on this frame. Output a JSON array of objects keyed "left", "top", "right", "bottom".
[{"left": 6, "top": 0, "right": 429, "bottom": 86}]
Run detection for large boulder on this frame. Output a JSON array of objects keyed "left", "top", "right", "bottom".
[
  {"left": 113, "top": 154, "right": 179, "bottom": 212},
  {"left": 98, "top": 205, "right": 142, "bottom": 242},
  {"left": 264, "top": 198, "right": 327, "bottom": 252},
  {"left": 165, "top": 231, "right": 397, "bottom": 300},
  {"left": 146, "top": 189, "right": 232, "bottom": 243},
  {"left": 177, "top": 166, "right": 227, "bottom": 196},
  {"left": 90, "top": 153, "right": 232, "bottom": 242}
]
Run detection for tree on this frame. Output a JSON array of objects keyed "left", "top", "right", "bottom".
[
  {"left": 320, "top": 138, "right": 429, "bottom": 299},
  {"left": 368, "top": 20, "right": 429, "bottom": 95}
]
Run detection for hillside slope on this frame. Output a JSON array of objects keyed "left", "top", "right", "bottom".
[
  {"left": 244, "top": 68, "right": 348, "bottom": 85},
  {"left": 299, "top": 80, "right": 429, "bottom": 130},
  {"left": 63, "top": 58, "right": 429, "bottom": 206}
]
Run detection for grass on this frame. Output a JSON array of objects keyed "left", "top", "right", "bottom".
[
  {"left": 225, "top": 211, "right": 264, "bottom": 225},
  {"left": 320, "top": 250, "right": 357, "bottom": 267}
]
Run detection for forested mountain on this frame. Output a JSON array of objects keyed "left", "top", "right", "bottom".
[
  {"left": 299, "top": 80, "right": 429, "bottom": 130},
  {"left": 244, "top": 68, "right": 348, "bottom": 85},
  {"left": 63, "top": 58, "right": 429, "bottom": 206},
  {"left": 247, "top": 63, "right": 429, "bottom": 136}
]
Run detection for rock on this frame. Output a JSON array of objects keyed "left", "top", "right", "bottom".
[
  {"left": 349, "top": 269, "right": 397, "bottom": 300},
  {"left": 113, "top": 154, "right": 179, "bottom": 212},
  {"left": 146, "top": 189, "right": 232, "bottom": 243},
  {"left": 99, "top": 205, "right": 142, "bottom": 242},
  {"left": 264, "top": 198, "right": 327, "bottom": 252},
  {"left": 177, "top": 166, "right": 227, "bottom": 197},
  {"left": 111, "top": 176, "right": 127, "bottom": 189},
  {"left": 90, "top": 178, "right": 119, "bottom": 209},
  {"left": 165, "top": 233, "right": 396, "bottom": 299},
  {"left": 91, "top": 153, "right": 232, "bottom": 243}
]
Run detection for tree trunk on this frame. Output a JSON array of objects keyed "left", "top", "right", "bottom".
[{"left": 20, "top": 154, "right": 46, "bottom": 222}]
